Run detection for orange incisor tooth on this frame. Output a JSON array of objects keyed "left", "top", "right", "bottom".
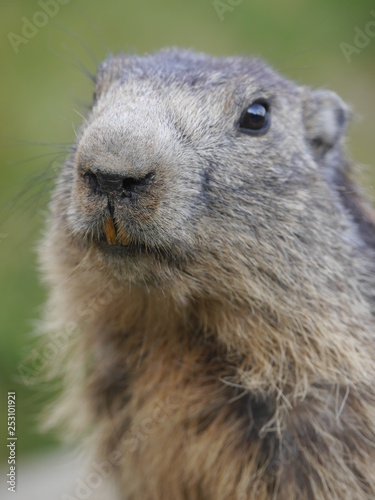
[
  {"left": 104, "top": 217, "right": 117, "bottom": 245},
  {"left": 117, "top": 229, "right": 131, "bottom": 246}
]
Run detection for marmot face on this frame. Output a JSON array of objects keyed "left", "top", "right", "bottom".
[{"left": 53, "top": 49, "right": 364, "bottom": 302}]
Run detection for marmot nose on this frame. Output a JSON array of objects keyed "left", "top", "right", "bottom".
[{"left": 83, "top": 169, "right": 155, "bottom": 198}]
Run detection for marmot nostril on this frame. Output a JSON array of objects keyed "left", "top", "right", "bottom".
[
  {"left": 83, "top": 169, "right": 156, "bottom": 198},
  {"left": 82, "top": 170, "right": 101, "bottom": 196},
  {"left": 121, "top": 171, "right": 155, "bottom": 197}
]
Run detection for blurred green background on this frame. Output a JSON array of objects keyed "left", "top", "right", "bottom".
[{"left": 0, "top": 0, "right": 374, "bottom": 463}]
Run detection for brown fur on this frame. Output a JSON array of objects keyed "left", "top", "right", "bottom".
[{"left": 39, "top": 49, "right": 375, "bottom": 499}]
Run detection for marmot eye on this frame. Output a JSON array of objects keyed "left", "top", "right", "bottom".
[{"left": 238, "top": 100, "right": 270, "bottom": 135}]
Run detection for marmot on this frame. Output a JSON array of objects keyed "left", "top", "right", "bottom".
[{"left": 39, "top": 49, "right": 375, "bottom": 499}]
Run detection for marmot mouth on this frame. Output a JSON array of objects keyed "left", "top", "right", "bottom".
[
  {"left": 97, "top": 216, "right": 154, "bottom": 256},
  {"left": 104, "top": 216, "right": 132, "bottom": 246},
  {"left": 95, "top": 235, "right": 189, "bottom": 269},
  {"left": 96, "top": 235, "right": 166, "bottom": 260},
  {"left": 97, "top": 236, "right": 150, "bottom": 256},
  {"left": 96, "top": 217, "right": 189, "bottom": 265}
]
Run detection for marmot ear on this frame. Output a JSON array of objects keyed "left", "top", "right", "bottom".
[{"left": 302, "top": 89, "right": 350, "bottom": 158}]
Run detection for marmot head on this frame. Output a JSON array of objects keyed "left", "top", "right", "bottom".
[{"left": 48, "top": 49, "right": 374, "bottom": 314}]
